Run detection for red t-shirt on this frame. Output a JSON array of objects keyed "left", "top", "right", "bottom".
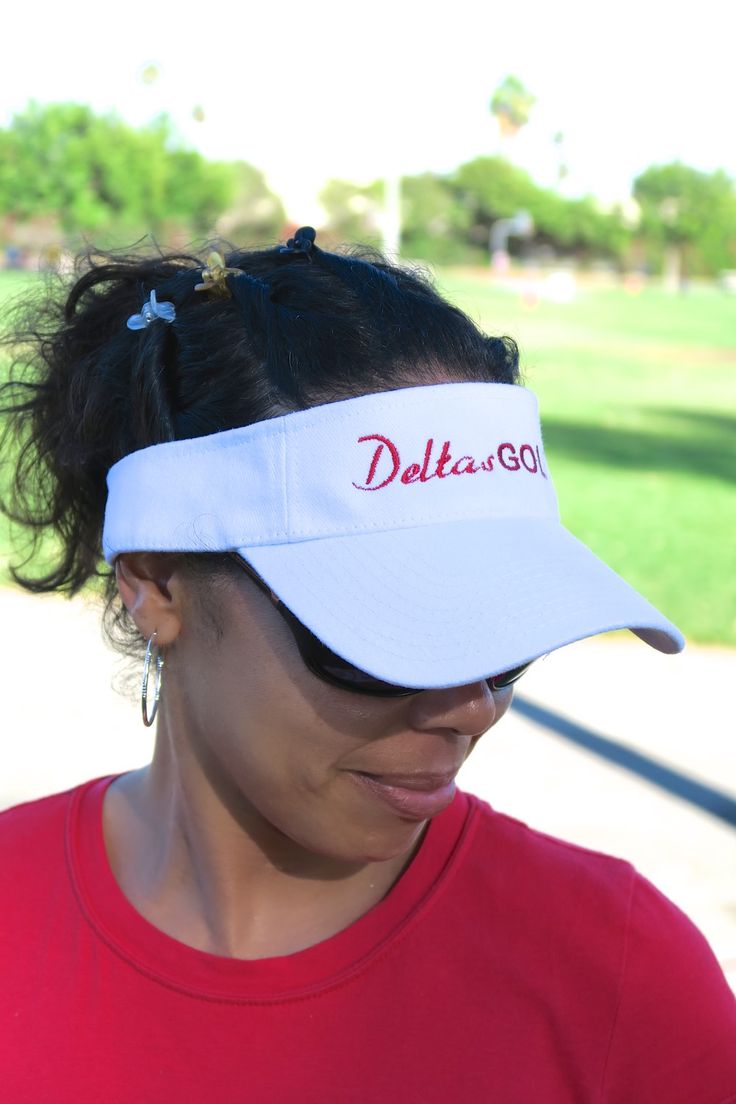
[{"left": 1, "top": 776, "right": 735, "bottom": 1103}]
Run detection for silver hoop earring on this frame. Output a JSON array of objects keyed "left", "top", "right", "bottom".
[{"left": 141, "top": 632, "right": 165, "bottom": 728}]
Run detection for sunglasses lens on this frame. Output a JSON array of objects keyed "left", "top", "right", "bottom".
[
  {"left": 488, "top": 661, "right": 534, "bottom": 690},
  {"left": 315, "top": 658, "right": 534, "bottom": 697},
  {"left": 313, "top": 658, "right": 416, "bottom": 697}
]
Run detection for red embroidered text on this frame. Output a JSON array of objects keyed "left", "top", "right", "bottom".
[{"left": 352, "top": 435, "right": 548, "bottom": 491}]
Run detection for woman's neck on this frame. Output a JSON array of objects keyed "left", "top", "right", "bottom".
[{"left": 102, "top": 752, "right": 421, "bottom": 960}]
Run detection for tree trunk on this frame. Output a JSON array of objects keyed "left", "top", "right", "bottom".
[{"left": 663, "top": 245, "right": 681, "bottom": 292}]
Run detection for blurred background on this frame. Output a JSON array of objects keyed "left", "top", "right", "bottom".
[{"left": 0, "top": 0, "right": 734, "bottom": 983}]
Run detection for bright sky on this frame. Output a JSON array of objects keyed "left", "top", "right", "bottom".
[{"left": 4, "top": 0, "right": 733, "bottom": 223}]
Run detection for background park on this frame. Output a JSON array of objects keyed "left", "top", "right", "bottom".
[{"left": 0, "top": 0, "right": 734, "bottom": 984}]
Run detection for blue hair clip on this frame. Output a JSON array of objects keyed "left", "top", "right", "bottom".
[{"left": 126, "top": 289, "right": 176, "bottom": 331}]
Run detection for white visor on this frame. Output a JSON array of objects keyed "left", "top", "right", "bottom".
[{"left": 103, "top": 382, "right": 684, "bottom": 688}]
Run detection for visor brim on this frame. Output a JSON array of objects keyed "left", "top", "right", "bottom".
[{"left": 239, "top": 517, "right": 684, "bottom": 690}]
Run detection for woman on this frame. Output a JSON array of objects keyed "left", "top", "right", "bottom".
[{"left": 1, "top": 229, "right": 735, "bottom": 1101}]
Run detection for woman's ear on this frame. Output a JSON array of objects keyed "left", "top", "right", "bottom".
[{"left": 115, "top": 554, "right": 183, "bottom": 646}]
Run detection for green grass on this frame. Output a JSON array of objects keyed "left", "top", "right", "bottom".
[{"left": 2, "top": 270, "right": 735, "bottom": 644}]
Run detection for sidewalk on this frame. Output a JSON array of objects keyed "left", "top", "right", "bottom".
[{"left": 2, "top": 586, "right": 734, "bottom": 987}]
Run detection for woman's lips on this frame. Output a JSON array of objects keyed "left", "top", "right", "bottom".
[{"left": 348, "top": 770, "right": 458, "bottom": 819}]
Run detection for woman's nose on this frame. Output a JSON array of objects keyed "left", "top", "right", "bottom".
[{"left": 407, "top": 680, "right": 506, "bottom": 738}]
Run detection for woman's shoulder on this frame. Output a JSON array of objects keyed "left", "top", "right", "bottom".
[
  {"left": 0, "top": 785, "right": 74, "bottom": 835},
  {"left": 461, "top": 793, "right": 736, "bottom": 1025},
  {"left": 462, "top": 790, "right": 638, "bottom": 901},
  {"left": 452, "top": 794, "right": 736, "bottom": 1092},
  {"left": 0, "top": 777, "right": 106, "bottom": 879},
  {"left": 459, "top": 792, "right": 722, "bottom": 974}
]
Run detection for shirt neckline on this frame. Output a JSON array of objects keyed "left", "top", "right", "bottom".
[{"left": 67, "top": 775, "right": 475, "bottom": 1003}]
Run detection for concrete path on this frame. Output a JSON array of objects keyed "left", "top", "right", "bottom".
[{"left": 2, "top": 587, "right": 734, "bottom": 988}]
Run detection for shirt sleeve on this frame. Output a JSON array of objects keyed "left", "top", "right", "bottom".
[{"left": 601, "top": 871, "right": 736, "bottom": 1104}]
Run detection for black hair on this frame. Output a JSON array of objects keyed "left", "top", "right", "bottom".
[{"left": 0, "top": 233, "right": 520, "bottom": 654}]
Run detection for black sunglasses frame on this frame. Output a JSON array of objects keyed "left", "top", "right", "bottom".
[{"left": 231, "top": 555, "right": 533, "bottom": 698}]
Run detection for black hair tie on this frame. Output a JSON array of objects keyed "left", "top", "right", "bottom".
[{"left": 279, "top": 226, "right": 316, "bottom": 257}]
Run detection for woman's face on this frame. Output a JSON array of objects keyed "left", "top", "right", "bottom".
[{"left": 160, "top": 563, "right": 514, "bottom": 865}]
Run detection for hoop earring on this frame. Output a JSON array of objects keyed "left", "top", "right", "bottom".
[{"left": 141, "top": 632, "right": 165, "bottom": 728}]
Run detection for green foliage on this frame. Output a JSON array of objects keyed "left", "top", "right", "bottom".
[
  {"left": 0, "top": 102, "right": 241, "bottom": 244},
  {"left": 401, "top": 174, "right": 479, "bottom": 264},
  {"left": 633, "top": 162, "right": 736, "bottom": 276},
  {"left": 489, "top": 75, "right": 536, "bottom": 134},
  {"left": 319, "top": 179, "right": 383, "bottom": 246},
  {"left": 453, "top": 157, "right": 629, "bottom": 261},
  {"left": 321, "top": 157, "right": 734, "bottom": 275},
  {"left": 165, "top": 149, "right": 235, "bottom": 236},
  {"left": 217, "top": 162, "right": 286, "bottom": 246},
  {"left": 454, "top": 157, "right": 539, "bottom": 221},
  {"left": 321, "top": 159, "right": 630, "bottom": 265}
]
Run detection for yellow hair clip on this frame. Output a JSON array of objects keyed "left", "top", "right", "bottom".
[{"left": 194, "top": 251, "right": 241, "bottom": 298}]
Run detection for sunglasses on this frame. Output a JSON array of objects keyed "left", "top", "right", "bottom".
[{"left": 231, "top": 555, "right": 534, "bottom": 698}]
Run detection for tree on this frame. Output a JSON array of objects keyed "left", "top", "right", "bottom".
[
  {"left": 215, "top": 162, "right": 286, "bottom": 246},
  {"left": 319, "top": 160, "right": 629, "bottom": 267},
  {"left": 319, "top": 179, "right": 383, "bottom": 247},
  {"left": 0, "top": 102, "right": 237, "bottom": 244},
  {"left": 401, "top": 173, "right": 476, "bottom": 263},
  {"left": 453, "top": 157, "right": 628, "bottom": 263},
  {"left": 454, "top": 157, "right": 538, "bottom": 222},
  {"left": 489, "top": 76, "right": 535, "bottom": 139},
  {"left": 633, "top": 162, "right": 736, "bottom": 280}
]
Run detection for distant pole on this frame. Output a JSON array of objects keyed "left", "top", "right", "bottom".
[
  {"left": 490, "top": 210, "right": 534, "bottom": 271},
  {"left": 383, "top": 172, "right": 401, "bottom": 258}
]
